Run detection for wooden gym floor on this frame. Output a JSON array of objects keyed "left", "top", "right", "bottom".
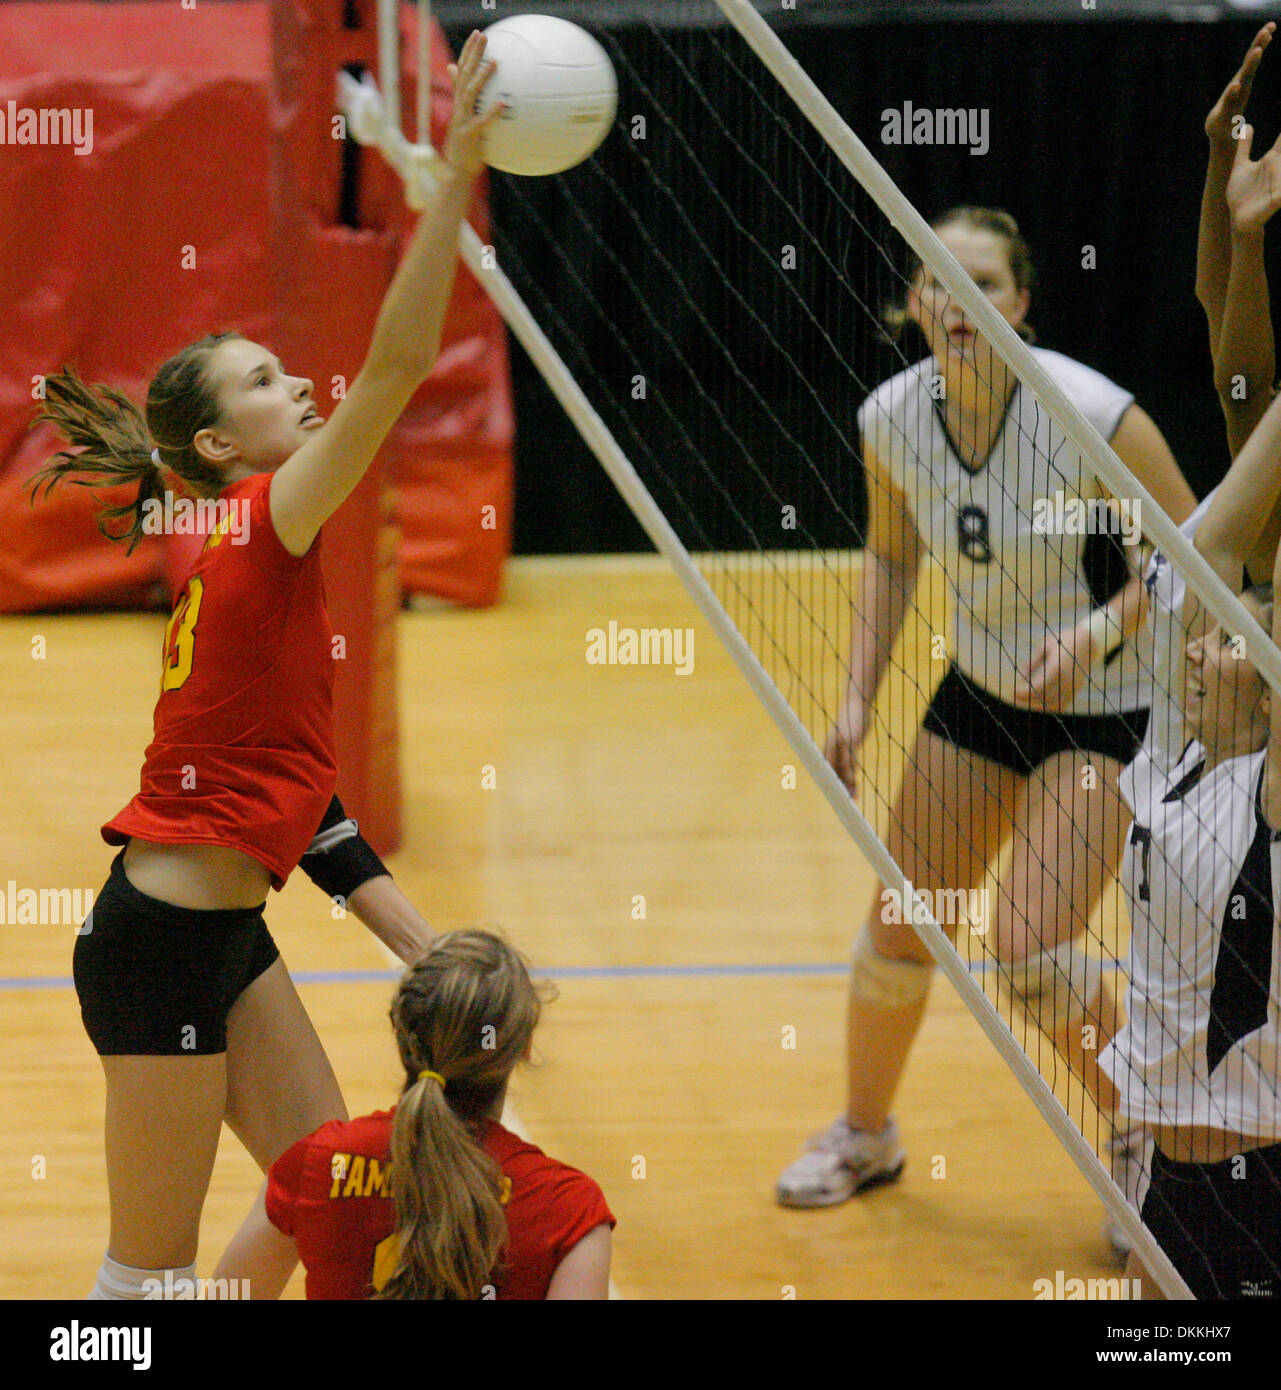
[{"left": 0, "top": 553, "right": 1131, "bottom": 1299}]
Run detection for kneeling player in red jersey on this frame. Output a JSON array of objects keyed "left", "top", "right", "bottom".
[{"left": 216, "top": 931, "right": 614, "bottom": 1299}]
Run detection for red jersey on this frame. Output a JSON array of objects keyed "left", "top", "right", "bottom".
[
  {"left": 102, "top": 473, "right": 337, "bottom": 890},
  {"left": 266, "top": 1110, "right": 615, "bottom": 1300}
]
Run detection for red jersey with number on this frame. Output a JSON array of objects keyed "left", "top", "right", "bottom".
[
  {"left": 102, "top": 473, "right": 337, "bottom": 891},
  {"left": 266, "top": 1111, "right": 615, "bottom": 1300}
]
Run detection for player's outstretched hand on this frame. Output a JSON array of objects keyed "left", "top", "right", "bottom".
[
  {"left": 442, "top": 31, "right": 504, "bottom": 179},
  {"left": 1227, "top": 122, "right": 1281, "bottom": 236},
  {"left": 1206, "top": 22, "right": 1275, "bottom": 149}
]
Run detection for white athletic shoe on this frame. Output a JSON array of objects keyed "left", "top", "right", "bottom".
[
  {"left": 1103, "top": 1123, "right": 1154, "bottom": 1260},
  {"left": 775, "top": 1117, "right": 906, "bottom": 1208}
]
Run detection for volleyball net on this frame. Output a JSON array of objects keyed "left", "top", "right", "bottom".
[{"left": 347, "top": 0, "right": 1281, "bottom": 1300}]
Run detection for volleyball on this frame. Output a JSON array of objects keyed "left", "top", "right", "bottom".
[{"left": 475, "top": 15, "right": 617, "bottom": 177}]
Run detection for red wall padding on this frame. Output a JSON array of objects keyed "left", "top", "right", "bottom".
[{"left": 0, "top": 1, "right": 512, "bottom": 614}]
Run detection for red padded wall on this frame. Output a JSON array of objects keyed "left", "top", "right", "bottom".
[{"left": 0, "top": 1, "right": 513, "bottom": 617}]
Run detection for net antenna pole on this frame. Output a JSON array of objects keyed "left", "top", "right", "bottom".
[
  {"left": 377, "top": 0, "right": 400, "bottom": 137},
  {"left": 417, "top": 0, "right": 433, "bottom": 151}
]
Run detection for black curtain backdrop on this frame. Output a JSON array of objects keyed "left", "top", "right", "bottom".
[{"left": 439, "top": 9, "right": 1281, "bottom": 555}]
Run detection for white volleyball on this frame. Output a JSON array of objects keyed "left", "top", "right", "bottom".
[{"left": 475, "top": 15, "right": 618, "bottom": 177}]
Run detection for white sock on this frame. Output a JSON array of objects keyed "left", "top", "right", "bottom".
[{"left": 87, "top": 1253, "right": 197, "bottom": 1300}]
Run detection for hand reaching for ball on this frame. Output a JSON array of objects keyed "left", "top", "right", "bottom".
[{"left": 442, "top": 31, "right": 505, "bottom": 179}]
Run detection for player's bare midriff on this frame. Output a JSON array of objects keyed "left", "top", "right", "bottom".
[
  {"left": 122, "top": 838, "right": 270, "bottom": 910},
  {"left": 1152, "top": 1123, "right": 1275, "bottom": 1166}
]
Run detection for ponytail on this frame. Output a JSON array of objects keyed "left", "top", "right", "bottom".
[
  {"left": 27, "top": 368, "right": 165, "bottom": 556},
  {"left": 27, "top": 332, "right": 241, "bottom": 556},
  {"left": 373, "top": 931, "right": 551, "bottom": 1301},
  {"left": 379, "top": 1071, "right": 507, "bottom": 1300}
]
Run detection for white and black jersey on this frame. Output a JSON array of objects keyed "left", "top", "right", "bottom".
[
  {"left": 1101, "top": 738, "right": 1281, "bottom": 1136},
  {"left": 1120, "top": 489, "right": 1217, "bottom": 819},
  {"left": 858, "top": 348, "right": 1144, "bottom": 716}
]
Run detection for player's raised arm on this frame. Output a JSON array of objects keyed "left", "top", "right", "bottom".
[
  {"left": 1267, "top": 541, "right": 1281, "bottom": 829},
  {"left": 1193, "top": 387, "right": 1281, "bottom": 583},
  {"left": 268, "top": 32, "right": 503, "bottom": 558},
  {"left": 1217, "top": 120, "right": 1281, "bottom": 461},
  {"left": 1196, "top": 22, "right": 1273, "bottom": 359},
  {"left": 1183, "top": 389, "right": 1281, "bottom": 691}
]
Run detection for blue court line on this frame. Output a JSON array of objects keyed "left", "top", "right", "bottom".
[{"left": 0, "top": 957, "right": 1124, "bottom": 991}]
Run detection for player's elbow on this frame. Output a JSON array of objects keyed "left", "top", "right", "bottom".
[
  {"left": 1214, "top": 372, "right": 1271, "bottom": 414},
  {"left": 1212, "top": 365, "right": 1246, "bottom": 403}
]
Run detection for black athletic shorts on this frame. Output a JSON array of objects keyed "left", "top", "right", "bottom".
[
  {"left": 921, "top": 664, "right": 1149, "bottom": 776},
  {"left": 73, "top": 849, "right": 279, "bottom": 1056},
  {"left": 1141, "top": 1143, "right": 1281, "bottom": 1300}
]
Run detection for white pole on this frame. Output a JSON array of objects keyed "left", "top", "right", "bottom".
[
  {"left": 417, "top": 0, "right": 433, "bottom": 147},
  {"left": 377, "top": 0, "right": 401, "bottom": 135}
]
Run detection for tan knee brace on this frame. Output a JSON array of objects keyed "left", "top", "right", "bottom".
[
  {"left": 1002, "top": 941, "right": 1104, "bottom": 1027},
  {"left": 851, "top": 928, "right": 933, "bottom": 1008}
]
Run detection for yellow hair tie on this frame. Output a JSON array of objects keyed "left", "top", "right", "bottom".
[{"left": 418, "top": 1069, "right": 446, "bottom": 1086}]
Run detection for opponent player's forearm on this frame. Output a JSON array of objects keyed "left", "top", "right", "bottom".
[
  {"left": 1196, "top": 144, "right": 1236, "bottom": 354},
  {"left": 847, "top": 554, "right": 915, "bottom": 707},
  {"left": 1246, "top": 494, "right": 1281, "bottom": 587},
  {"left": 348, "top": 874, "right": 435, "bottom": 964},
  {"left": 1266, "top": 541, "right": 1281, "bottom": 827},
  {"left": 1095, "top": 572, "right": 1148, "bottom": 647},
  {"left": 363, "top": 166, "right": 477, "bottom": 380},
  {"left": 1197, "top": 387, "right": 1281, "bottom": 585},
  {"left": 1216, "top": 227, "right": 1275, "bottom": 458}
]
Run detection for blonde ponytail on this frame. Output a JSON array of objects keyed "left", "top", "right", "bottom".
[
  {"left": 379, "top": 1072, "right": 506, "bottom": 1300},
  {"left": 373, "top": 931, "right": 552, "bottom": 1301}
]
